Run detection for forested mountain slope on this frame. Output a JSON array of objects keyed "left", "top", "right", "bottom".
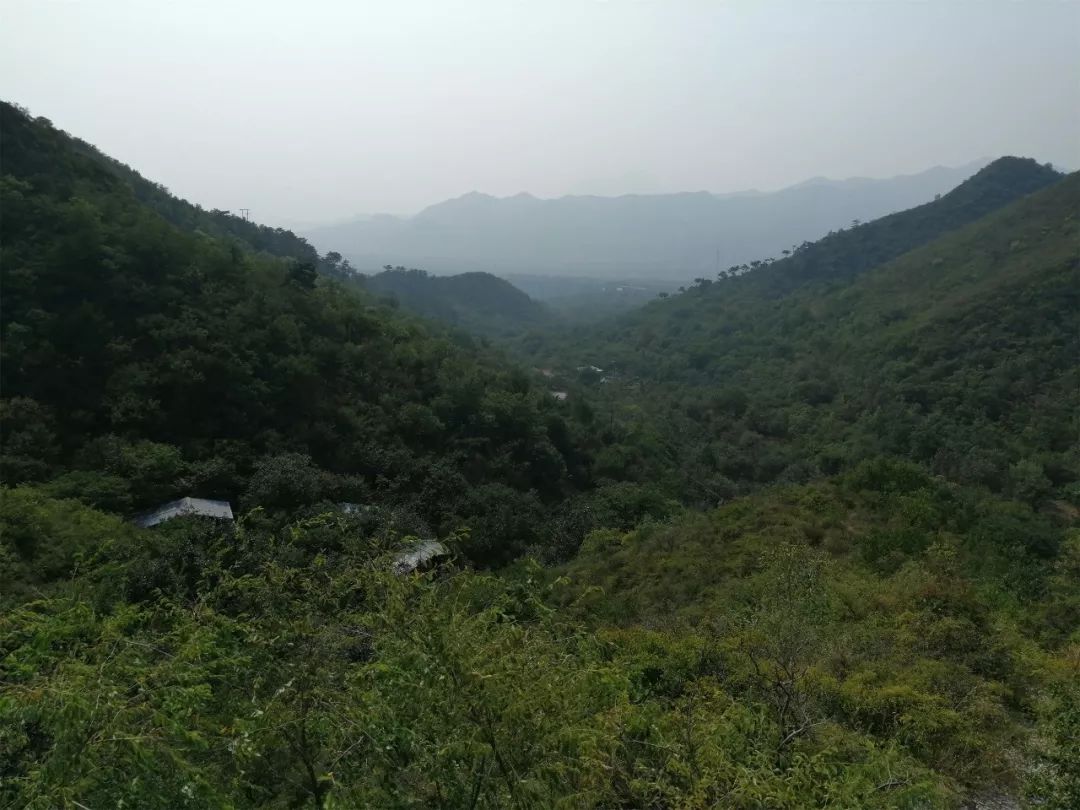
[
  {"left": 1, "top": 101, "right": 323, "bottom": 264},
  {"left": 756, "top": 156, "right": 1061, "bottom": 293},
  {"left": 523, "top": 165, "right": 1078, "bottom": 507},
  {"left": 0, "top": 102, "right": 603, "bottom": 564},
  {"left": 361, "top": 266, "right": 553, "bottom": 338}
]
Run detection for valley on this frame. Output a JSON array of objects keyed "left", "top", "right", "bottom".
[{"left": 1, "top": 99, "right": 1077, "bottom": 810}]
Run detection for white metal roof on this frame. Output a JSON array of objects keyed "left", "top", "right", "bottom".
[
  {"left": 134, "top": 497, "right": 234, "bottom": 528},
  {"left": 391, "top": 539, "right": 449, "bottom": 575}
]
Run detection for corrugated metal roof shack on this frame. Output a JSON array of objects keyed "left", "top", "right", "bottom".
[
  {"left": 391, "top": 540, "right": 449, "bottom": 575},
  {"left": 134, "top": 497, "right": 234, "bottom": 528}
]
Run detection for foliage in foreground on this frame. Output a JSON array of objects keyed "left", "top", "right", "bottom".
[{"left": 2, "top": 462, "right": 1076, "bottom": 808}]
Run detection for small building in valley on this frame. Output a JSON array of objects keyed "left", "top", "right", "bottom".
[
  {"left": 392, "top": 539, "right": 450, "bottom": 575},
  {"left": 134, "top": 497, "right": 234, "bottom": 528}
]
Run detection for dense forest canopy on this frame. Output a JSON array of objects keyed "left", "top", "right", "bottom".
[
  {"left": 517, "top": 160, "right": 1077, "bottom": 509},
  {"left": 2, "top": 101, "right": 1077, "bottom": 809},
  {"left": 0, "top": 101, "right": 615, "bottom": 566}
]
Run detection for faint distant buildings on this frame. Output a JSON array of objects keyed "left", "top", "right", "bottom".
[{"left": 134, "top": 497, "right": 234, "bottom": 528}]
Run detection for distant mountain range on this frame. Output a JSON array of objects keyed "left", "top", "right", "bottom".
[{"left": 305, "top": 161, "right": 992, "bottom": 280}]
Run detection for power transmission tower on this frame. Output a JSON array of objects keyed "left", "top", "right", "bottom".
[{"left": 239, "top": 208, "right": 250, "bottom": 220}]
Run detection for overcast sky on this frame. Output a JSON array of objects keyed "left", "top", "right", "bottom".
[{"left": 2, "top": 0, "right": 1077, "bottom": 227}]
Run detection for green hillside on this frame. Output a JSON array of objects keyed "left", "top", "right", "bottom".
[
  {"left": 523, "top": 166, "right": 1079, "bottom": 509},
  {"left": 763, "top": 156, "right": 1062, "bottom": 293},
  {"left": 363, "top": 266, "right": 553, "bottom": 338},
  {"left": 4, "top": 464, "right": 1076, "bottom": 807},
  {"left": 556, "top": 461, "right": 1079, "bottom": 804},
  {"left": 0, "top": 103, "right": 598, "bottom": 565},
  {"left": 2, "top": 105, "right": 1077, "bottom": 809}
]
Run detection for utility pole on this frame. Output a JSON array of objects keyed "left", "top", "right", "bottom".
[{"left": 239, "top": 208, "right": 250, "bottom": 221}]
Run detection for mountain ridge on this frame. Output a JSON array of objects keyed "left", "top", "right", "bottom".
[
  {"left": 1, "top": 101, "right": 327, "bottom": 267},
  {"left": 304, "top": 160, "right": 993, "bottom": 279},
  {"left": 325, "top": 160, "right": 992, "bottom": 225}
]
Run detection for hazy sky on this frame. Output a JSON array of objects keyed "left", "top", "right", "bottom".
[{"left": 2, "top": 0, "right": 1077, "bottom": 227}]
